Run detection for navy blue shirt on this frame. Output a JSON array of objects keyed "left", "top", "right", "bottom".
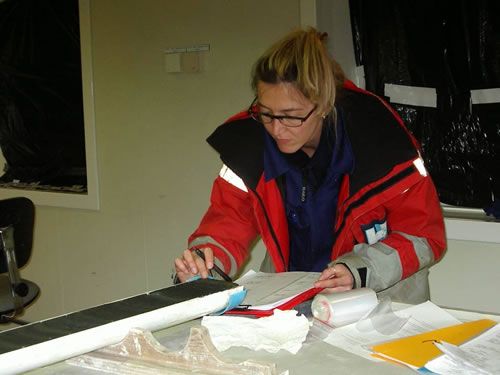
[{"left": 263, "top": 113, "right": 354, "bottom": 272}]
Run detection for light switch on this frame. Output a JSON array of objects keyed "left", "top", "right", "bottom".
[{"left": 181, "top": 52, "right": 200, "bottom": 73}]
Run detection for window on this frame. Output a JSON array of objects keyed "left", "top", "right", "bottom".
[{"left": 0, "top": 0, "right": 98, "bottom": 209}]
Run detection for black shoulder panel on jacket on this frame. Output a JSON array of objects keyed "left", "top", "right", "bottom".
[
  {"left": 206, "top": 117, "right": 264, "bottom": 190},
  {"left": 336, "top": 90, "right": 418, "bottom": 195}
]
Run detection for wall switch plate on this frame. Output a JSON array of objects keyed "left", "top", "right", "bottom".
[{"left": 181, "top": 52, "right": 200, "bottom": 73}]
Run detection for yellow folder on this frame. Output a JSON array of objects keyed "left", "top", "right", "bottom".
[{"left": 371, "top": 319, "right": 497, "bottom": 368}]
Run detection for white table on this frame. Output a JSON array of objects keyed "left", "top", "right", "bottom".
[{"left": 26, "top": 304, "right": 500, "bottom": 375}]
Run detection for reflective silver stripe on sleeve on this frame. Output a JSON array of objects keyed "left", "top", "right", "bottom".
[
  {"left": 413, "top": 157, "right": 428, "bottom": 177},
  {"left": 393, "top": 231, "right": 435, "bottom": 269},
  {"left": 219, "top": 164, "right": 248, "bottom": 192},
  {"left": 354, "top": 242, "right": 403, "bottom": 291},
  {"left": 352, "top": 231, "right": 435, "bottom": 291},
  {"left": 189, "top": 236, "right": 238, "bottom": 277}
]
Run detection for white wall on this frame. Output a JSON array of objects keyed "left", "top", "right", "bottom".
[
  {"left": 11, "top": 0, "right": 301, "bottom": 322},
  {"left": 429, "top": 239, "right": 500, "bottom": 314}
]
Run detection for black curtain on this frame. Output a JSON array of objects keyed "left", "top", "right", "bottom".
[{"left": 350, "top": 0, "right": 500, "bottom": 210}]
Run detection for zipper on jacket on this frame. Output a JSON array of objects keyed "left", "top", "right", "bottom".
[{"left": 301, "top": 169, "right": 307, "bottom": 203}]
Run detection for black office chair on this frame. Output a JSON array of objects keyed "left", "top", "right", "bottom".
[{"left": 0, "top": 197, "right": 39, "bottom": 325}]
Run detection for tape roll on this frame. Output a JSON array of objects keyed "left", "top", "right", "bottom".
[{"left": 311, "top": 288, "right": 378, "bottom": 327}]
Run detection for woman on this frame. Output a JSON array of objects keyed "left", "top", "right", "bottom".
[{"left": 174, "top": 28, "right": 446, "bottom": 303}]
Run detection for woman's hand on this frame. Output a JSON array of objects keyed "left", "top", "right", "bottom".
[
  {"left": 314, "top": 263, "right": 354, "bottom": 293},
  {"left": 174, "top": 247, "right": 214, "bottom": 283}
]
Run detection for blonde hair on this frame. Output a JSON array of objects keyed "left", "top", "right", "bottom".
[{"left": 251, "top": 27, "right": 345, "bottom": 116}]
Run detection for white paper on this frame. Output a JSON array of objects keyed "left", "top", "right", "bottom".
[
  {"left": 323, "top": 301, "right": 461, "bottom": 361},
  {"left": 235, "top": 270, "right": 320, "bottom": 310},
  {"left": 201, "top": 309, "right": 310, "bottom": 354},
  {"left": 425, "top": 323, "right": 500, "bottom": 374}
]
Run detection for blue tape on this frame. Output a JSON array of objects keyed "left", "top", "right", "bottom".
[
  {"left": 186, "top": 276, "right": 247, "bottom": 315},
  {"left": 212, "top": 289, "right": 247, "bottom": 315},
  {"left": 186, "top": 275, "right": 211, "bottom": 282}
]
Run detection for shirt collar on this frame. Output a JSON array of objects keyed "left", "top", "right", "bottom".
[
  {"left": 263, "top": 109, "right": 353, "bottom": 181},
  {"left": 263, "top": 115, "right": 334, "bottom": 181},
  {"left": 263, "top": 132, "right": 291, "bottom": 181}
]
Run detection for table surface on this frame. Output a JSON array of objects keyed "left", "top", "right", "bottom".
[{"left": 25, "top": 305, "right": 500, "bottom": 375}]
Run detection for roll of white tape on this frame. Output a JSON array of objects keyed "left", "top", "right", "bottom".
[{"left": 311, "top": 288, "right": 378, "bottom": 327}]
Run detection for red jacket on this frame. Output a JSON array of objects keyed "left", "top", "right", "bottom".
[{"left": 189, "top": 81, "right": 446, "bottom": 301}]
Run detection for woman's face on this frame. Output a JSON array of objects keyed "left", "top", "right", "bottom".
[{"left": 256, "top": 81, "right": 323, "bottom": 157}]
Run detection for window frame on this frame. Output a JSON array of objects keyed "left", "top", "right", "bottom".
[{"left": 0, "top": 0, "right": 99, "bottom": 210}]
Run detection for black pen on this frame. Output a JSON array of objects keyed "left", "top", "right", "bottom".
[{"left": 193, "top": 248, "right": 233, "bottom": 282}]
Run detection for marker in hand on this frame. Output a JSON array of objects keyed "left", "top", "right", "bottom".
[{"left": 193, "top": 248, "right": 233, "bottom": 282}]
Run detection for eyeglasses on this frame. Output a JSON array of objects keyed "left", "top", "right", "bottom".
[{"left": 247, "top": 98, "right": 317, "bottom": 128}]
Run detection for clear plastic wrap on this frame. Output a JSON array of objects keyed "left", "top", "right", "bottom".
[{"left": 67, "top": 326, "right": 280, "bottom": 375}]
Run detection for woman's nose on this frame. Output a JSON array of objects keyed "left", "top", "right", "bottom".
[{"left": 268, "top": 118, "right": 285, "bottom": 137}]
